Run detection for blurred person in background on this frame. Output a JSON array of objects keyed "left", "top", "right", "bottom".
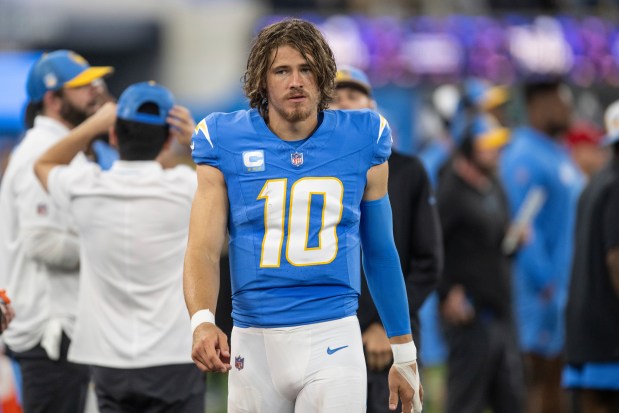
[
  {"left": 500, "top": 80, "right": 584, "bottom": 413},
  {"left": 563, "top": 101, "right": 619, "bottom": 413},
  {"left": 420, "top": 78, "right": 510, "bottom": 187},
  {"left": 448, "top": 79, "right": 510, "bottom": 160},
  {"left": 330, "top": 65, "right": 443, "bottom": 413},
  {"left": 34, "top": 82, "right": 204, "bottom": 412},
  {"left": 467, "top": 79, "right": 510, "bottom": 127},
  {"left": 416, "top": 78, "right": 510, "bottom": 413},
  {"left": 0, "top": 50, "right": 113, "bottom": 413},
  {"left": 437, "top": 115, "right": 524, "bottom": 413},
  {"left": 565, "top": 121, "right": 608, "bottom": 179}
]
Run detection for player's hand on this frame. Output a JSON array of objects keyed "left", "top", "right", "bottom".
[
  {"left": 191, "top": 323, "right": 231, "bottom": 373},
  {"left": 441, "top": 285, "right": 474, "bottom": 325},
  {"left": 87, "top": 102, "right": 117, "bottom": 135},
  {"left": 167, "top": 105, "right": 195, "bottom": 147},
  {"left": 388, "top": 361, "right": 423, "bottom": 413},
  {"left": 363, "top": 322, "right": 392, "bottom": 371},
  {"left": 517, "top": 225, "right": 531, "bottom": 247}
]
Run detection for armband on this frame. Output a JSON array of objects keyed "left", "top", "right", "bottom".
[
  {"left": 391, "top": 341, "right": 417, "bottom": 365},
  {"left": 190, "top": 309, "right": 215, "bottom": 335}
]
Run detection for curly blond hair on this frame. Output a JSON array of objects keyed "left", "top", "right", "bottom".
[{"left": 243, "top": 18, "right": 336, "bottom": 119}]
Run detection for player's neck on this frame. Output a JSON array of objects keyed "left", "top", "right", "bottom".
[{"left": 267, "top": 112, "right": 319, "bottom": 142}]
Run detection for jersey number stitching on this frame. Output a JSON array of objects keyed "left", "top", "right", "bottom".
[{"left": 258, "top": 177, "right": 344, "bottom": 267}]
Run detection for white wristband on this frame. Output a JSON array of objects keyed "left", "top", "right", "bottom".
[
  {"left": 391, "top": 342, "right": 417, "bottom": 365},
  {"left": 190, "top": 309, "right": 216, "bottom": 335}
]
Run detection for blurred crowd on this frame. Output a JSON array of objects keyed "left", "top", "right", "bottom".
[{"left": 1, "top": 12, "right": 619, "bottom": 413}]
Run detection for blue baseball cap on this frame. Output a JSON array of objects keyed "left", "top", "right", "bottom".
[
  {"left": 471, "top": 114, "right": 510, "bottom": 150},
  {"left": 117, "top": 81, "right": 175, "bottom": 126},
  {"left": 463, "top": 78, "right": 509, "bottom": 110},
  {"left": 26, "top": 50, "right": 114, "bottom": 102},
  {"left": 335, "top": 65, "right": 372, "bottom": 96}
]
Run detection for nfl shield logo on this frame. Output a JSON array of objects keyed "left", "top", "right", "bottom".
[
  {"left": 235, "top": 355, "right": 244, "bottom": 371},
  {"left": 291, "top": 152, "right": 303, "bottom": 167},
  {"left": 36, "top": 203, "right": 48, "bottom": 216}
]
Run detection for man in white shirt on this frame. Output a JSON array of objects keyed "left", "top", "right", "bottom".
[
  {"left": 0, "top": 49, "right": 113, "bottom": 413},
  {"left": 34, "top": 81, "right": 205, "bottom": 412}
]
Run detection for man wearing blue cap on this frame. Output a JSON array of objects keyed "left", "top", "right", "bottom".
[
  {"left": 437, "top": 115, "right": 524, "bottom": 413},
  {"left": 331, "top": 64, "right": 443, "bottom": 413},
  {"left": 0, "top": 49, "right": 114, "bottom": 413},
  {"left": 563, "top": 100, "right": 619, "bottom": 413},
  {"left": 34, "top": 81, "right": 204, "bottom": 412}
]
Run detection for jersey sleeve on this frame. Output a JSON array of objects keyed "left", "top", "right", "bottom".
[
  {"left": 191, "top": 114, "right": 219, "bottom": 168},
  {"left": 47, "top": 163, "right": 99, "bottom": 212},
  {"left": 371, "top": 113, "right": 393, "bottom": 166}
]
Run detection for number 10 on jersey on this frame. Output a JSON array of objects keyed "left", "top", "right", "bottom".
[{"left": 257, "top": 177, "right": 344, "bottom": 267}]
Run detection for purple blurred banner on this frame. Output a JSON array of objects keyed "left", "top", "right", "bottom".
[{"left": 258, "top": 14, "right": 619, "bottom": 87}]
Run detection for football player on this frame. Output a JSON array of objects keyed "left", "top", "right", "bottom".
[{"left": 185, "top": 18, "right": 422, "bottom": 413}]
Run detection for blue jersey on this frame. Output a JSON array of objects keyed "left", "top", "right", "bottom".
[
  {"left": 500, "top": 126, "right": 584, "bottom": 355},
  {"left": 191, "top": 108, "right": 392, "bottom": 328}
]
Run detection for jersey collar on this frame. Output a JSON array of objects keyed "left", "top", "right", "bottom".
[
  {"left": 33, "top": 115, "right": 70, "bottom": 137},
  {"left": 110, "top": 160, "right": 163, "bottom": 173},
  {"left": 249, "top": 108, "right": 336, "bottom": 152}
]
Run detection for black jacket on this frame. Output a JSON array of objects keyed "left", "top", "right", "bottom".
[
  {"left": 436, "top": 164, "right": 512, "bottom": 320},
  {"left": 358, "top": 152, "right": 443, "bottom": 349}
]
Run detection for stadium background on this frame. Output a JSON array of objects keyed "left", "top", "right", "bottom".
[{"left": 1, "top": 0, "right": 618, "bottom": 411}]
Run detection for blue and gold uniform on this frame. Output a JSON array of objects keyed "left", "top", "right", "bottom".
[
  {"left": 500, "top": 126, "right": 584, "bottom": 356},
  {"left": 191, "top": 108, "right": 391, "bottom": 328}
]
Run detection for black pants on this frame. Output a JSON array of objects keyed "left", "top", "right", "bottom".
[
  {"left": 443, "top": 315, "right": 524, "bottom": 413},
  {"left": 366, "top": 367, "right": 392, "bottom": 413},
  {"left": 8, "top": 332, "right": 90, "bottom": 413},
  {"left": 91, "top": 363, "right": 205, "bottom": 413}
]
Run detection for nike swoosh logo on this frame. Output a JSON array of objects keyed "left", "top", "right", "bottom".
[{"left": 326, "top": 345, "right": 349, "bottom": 355}]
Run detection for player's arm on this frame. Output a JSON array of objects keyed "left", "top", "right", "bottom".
[
  {"left": 28, "top": 103, "right": 115, "bottom": 271},
  {"left": 21, "top": 227, "right": 80, "bottom": 271},
  {"left": 361, "top": 161, "right": 423, "bottom": 413},
  {"left": 183, "top": 164, "right": 231, "bottom": 373},
  {"left": 34, "top": 102, "right": 116, "bottom": 192}
]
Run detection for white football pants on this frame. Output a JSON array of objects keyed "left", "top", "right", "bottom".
[{"left": 228, "top": 315, "right": 367, "bottom": 412}]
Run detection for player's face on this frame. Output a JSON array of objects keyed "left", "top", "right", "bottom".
[
  {"left": 331, "top": 87, "right": 373, "bottom": 110},
  {"left": 473, "top": 145, "right": 502, "bottom": 174},
  {"left": 266, "top": 45, "right": 320, "bottom": 124},
  {"left": 59, "top": 83, "right": 100, "bottom": 126},
  {"left": 539, "top": 86, "right": 573, "bottom": 137}
]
